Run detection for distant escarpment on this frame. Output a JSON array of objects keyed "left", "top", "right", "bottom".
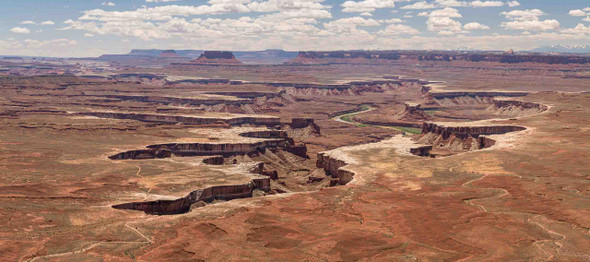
[
  {"left": 174, "top": 51, "right": 243, "bottom": 66},
  {"left": 287, "top": 50, "right": 590, "bottom": 65}
]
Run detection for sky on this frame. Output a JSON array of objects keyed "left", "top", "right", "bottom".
[{"left": 0, "top": 0, "right": 589, "bottom": 57}]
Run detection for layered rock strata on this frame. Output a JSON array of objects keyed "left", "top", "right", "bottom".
[
  {"left": 413, "top": 123, "right": 526, "bottom": 156},
  {"left": 79, "top": 112, "right": 280, "bottom": 126},
  {"left": 112, "top": 164, "right": 270, "bottom": 215},
  {"left": 316, "top": 152, "right": 354, "bottom": 186},
  {"left": 109, "top": 129, "right": 308, "bottom": 160}
]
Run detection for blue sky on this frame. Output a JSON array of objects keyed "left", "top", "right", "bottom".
[{"left": 1, "top": 0, "right": 589, "bottom": 57}]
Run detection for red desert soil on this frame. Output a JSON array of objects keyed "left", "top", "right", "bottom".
[{"left": 0, "top": 59, "right": 589, "bottom": 261}]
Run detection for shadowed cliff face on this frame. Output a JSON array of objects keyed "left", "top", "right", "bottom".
[
  {"left": 108, "top": 125, "right": 311, "bottom": 160},
  {"left": 112, "top": 179, "right": 270, "bottom": 215},
  {"left": 413, "top": 123, "right": 526, "bottom": 157},
  {"left": 80, "top": 112, "right": 280, "bottom": 127}
]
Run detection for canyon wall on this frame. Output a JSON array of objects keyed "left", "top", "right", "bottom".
[
  {"left": 79, "top": 112, "right": 280, "bottom": 126},
  {"left": 421, "top": 123, "right": 526, "bottom": 137},
  {"left": 486, "top": 99, "right": 548, "bottom": 117},
  {"left": 112, "top": 179, "right": 269, "bottom": 215},
  {"left": 316, "top": 152, "right": 354, "bottom": 185},
  {"left": 413, "top": 122, "right": 525, "bottom": 156}
]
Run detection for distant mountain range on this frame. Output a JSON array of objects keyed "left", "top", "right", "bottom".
[{"left": 530, "top": 45, "right": 590, "bottom": 54}]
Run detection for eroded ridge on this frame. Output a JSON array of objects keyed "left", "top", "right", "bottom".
[
  {"left": 413, "top": 122, "right": 526, "bottom": 157},
  {"left": 109, "top": 129, "right": 308, "bottom": 160},
  {"left": 112, "top": 163, "right": 271, "bottom": 215},
  {"left": 109, "top": 119, "right": 324, "bottom": 215},
  {"left": 79, "top": 112, "right": 280, "bottom": 126}
]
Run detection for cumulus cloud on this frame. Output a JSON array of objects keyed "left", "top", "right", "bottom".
[
  {"left": 501, "top": 9, "right": 545, "bottom": 21},
  {"left": 49, "top": 0, "right": 589, "bottom": 55},
  {"left": 432, "top": 0, "right": 517, "bottom": 8},
  {"left": 568, "top": 9, "right": 588, "bottom": 17},
  {"left": 378, "top": 23, "right": 420, "bottom": 35},
  {"left": 381, "top": 18, "right": 403, "bottom": 23},
  {"left": 323, "top": 17, "right": 380, "bottom": 34},
  {"left": 10, "top": 27, "right": 30, "bottom": 34},
  {"left": 435, "top": 0, "right": 467, "bottom": 7},
  {"left": 501, "top": 9, "right": 559, "bottom": 31},
  {"left": 341, "top": 0, "right": 397, "bottom": 14},
  {"left": 470, "top": 1, "right": 503, "bottom": 7},
  {"left": 40, "top": 20, "right": 55, "bottom": 25},
  {"left": 560, "top": 23, "right": 590, "bottom": 35},
  {"left": 102, "top": 1, "right": 115, "bottom": 6},
  {"left": 464, "top": 22, "right": 489, "bottom": 30},
  {"left": 425, "top": 8, "right": 465, "bottom": 35},
  {"left": 507, "top": 1, "right": 520, "bottom": 7},
  {"left": 401, "top": 1, "right": 436, "bottom": 10},
  {"left": 20, "top": 21, "right": 36, "bottom": 25}
]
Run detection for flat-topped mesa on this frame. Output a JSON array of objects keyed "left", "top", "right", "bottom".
[
  {"left": 109, "top": 128, "right": 309, "bottom": 160},
  {"left": 112, "top": 163, "right": 271, "bottom": 215},
  {"left": 413, "top": 122, "right": 526, "bottom": 157},
  {"left": 421, "top": 123, "right": 526, "bottom": 137},
  {"left": 486, "top": 99, "right": 548, "bottom": 117},
  {"left": 159, "top": 50, "right": 181, "bottom": 58},
  {"left": 191, "top": 51, "right": 243, "bottom": 65},
  {"left": 429, "top": 91, "right": 530, "bottom": 100}
]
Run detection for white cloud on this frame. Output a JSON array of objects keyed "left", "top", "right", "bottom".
[
  {"left": 501, "top": 9, "right": 545, "bottom": 21},
  {"left": 425, "top": 8, "right": 465, "bottom": 35},
  {"left": 507, "top": 1, "right": 519, "bottom": 7},
  {"left": 378, "top": 24, "right": 420, "bottom": 35},
  {"left": 401, "top": 1, "right": 436, "bottom": 10},
  {"left": 48, "top": 0, "right": 589, "bottom": 56},
  {"left": 341, "top": 0, "right": 397, "bottom": 14},
  {"left": 560, "top": 23, "right": 590, "bottom": 35},
  {"left": 435, "top": 0, "right": 467, "bottom": 7},
  {"left": 323, "top": 17, "right": 380, "bottom": 34},
  {"left": 429, "top": 7, "right": 462, "bottom": 18},
  {"left": 10, "top": 27, "right": 30, "bottom": 34},
  {"left": 381, "top": 18, "right": 403, "bottom": 23},
  {"left": 501, "top": 9, "right": 560, "bottom": 31},
  {"left": 20, "top": 21, "right": 36, "bottom": 25},
  {"left": 470, "top": 1, "right": 503, "bottom": 7},
  {"left": 569, "top": 9, "right": 586, "bottom": 17},
  {"left": 40, "top": 20, "right": 55, "bottom": 25},
  {"left": 464, "top": 22, "right": 489, "bottom": 30},
  {"left": 102, "top": 1, "right": 115, "bottom": 6},
  {"left": 502, "top": 19, "right": 560, "bottom": 31}
]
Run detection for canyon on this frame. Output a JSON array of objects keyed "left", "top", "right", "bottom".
[{"left": 0, "top": 51, "right": 589, "bottom": 262}]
